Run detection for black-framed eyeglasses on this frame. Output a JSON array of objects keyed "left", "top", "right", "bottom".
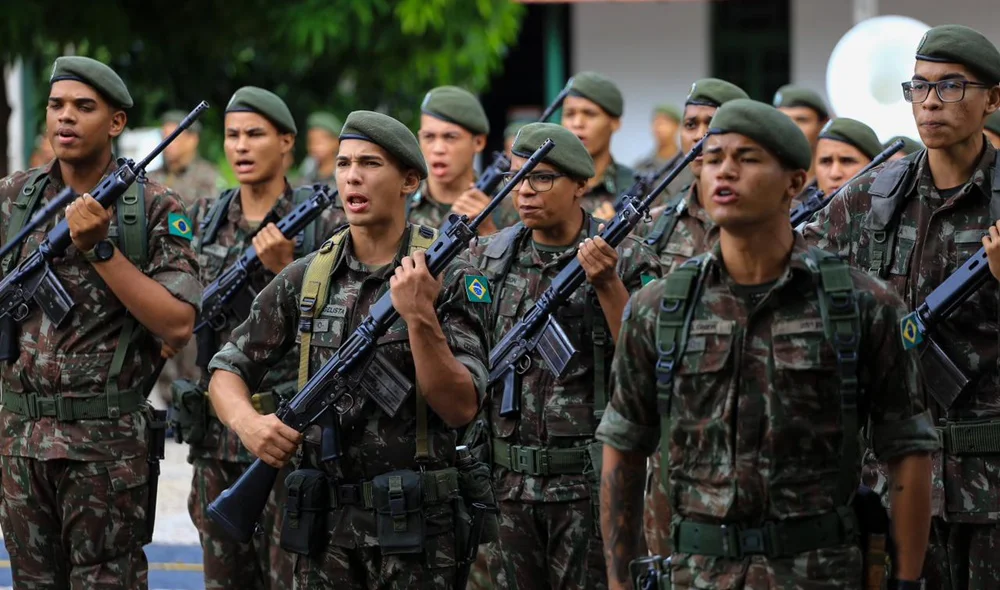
[
  {"left": 902, "top": 79, "right": 993, "bottom": 104},
  {"left": 500, "top": 171, "right": 567, "bottom": 192}
]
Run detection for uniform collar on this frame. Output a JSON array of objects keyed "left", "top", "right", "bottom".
[
  {"left": 227, "top": 180, "right": 295, "bottom": 232},
  {"left": 704, "top": 232, "right": 821, "bottom": 291},
  {"left": 911, "top": 140, "right": 997, "bottom": 204}
]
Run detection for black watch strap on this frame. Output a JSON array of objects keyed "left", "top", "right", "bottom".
[{"left": 888, "top": 579, "right": 922, "bottom": 590}]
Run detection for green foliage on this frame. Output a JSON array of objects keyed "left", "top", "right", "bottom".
[{"left": 2, "top": 0, "right": 525, "bottom": 167}]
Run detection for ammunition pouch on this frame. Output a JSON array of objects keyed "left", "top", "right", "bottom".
[
  {"left": 146, "top": 407, "right": 167, "bottom": 545},
  {"left": 280, "top": 469, "right": 330, "bottom": 557},
  {"left": 168, "top": 379, "right": 208, "bottom": 445},
  {"left": 373, "top": 469, "right": 426, "bottom": 555},
  {"left": 630, "top": 555, "right": 671, "bottom": 590},
  {"left": 455, "top": 443, "right": 500, "bottom": 546},
  {"left": 460, "top": 416, "right": 492, "bottom": 466}
]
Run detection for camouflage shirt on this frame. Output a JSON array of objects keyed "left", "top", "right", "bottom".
[
  {"left": 580, "top": 158, "right": 635, "bottom": 219},
  {"left": 803, "top": 143, "right": 1000, "bottom": 521},
  {"left": 407, "top": 181, "right": 453, "bottom": 230},
  {"left": 208, "top": 224, "right": 490, "bottom": 545},
  {"left": 633, "top": 151, "right": 695, "bottom": 210},
  {"left": 0, "top": 159, "right": 202, "bottom": 462},
  {"left": 190, "top": 183, "right": 346, "bottom": 464},
  {"left": 791, "top": 179, "right": 818, "bottom": 210},
  {"left": 596, "top": 235, "right": 939, "bottom": 585},
  {"left": 461, "top": 212, "right": 662, "bottom": 502},
  {"left": 149, "top": 156, "right": 224, "bottom": 214},
  {"left": 635, "top": 182, "right": 719, "bottom": 274}
]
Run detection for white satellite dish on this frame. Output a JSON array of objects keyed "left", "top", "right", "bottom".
[{"left": 827, "top": 15, "right": 931, "bottom": 143}]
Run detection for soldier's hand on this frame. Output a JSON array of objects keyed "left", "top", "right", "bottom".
[
  {"left": 160, "top": 342, "right": 179, "bottom": 359},
  {"left": 578, "top": 226, "right": 619, "bottom": 289},
  {"left": 233, "top": 412, "right": 303, "bottom": 468},
  {"left": 253, "top": 223, "right": 296, "bottom": 275},
  {"left": 66, "top": 194, "right": 111, "bottom": 253},
  {"left": 451, "top": 184, "right": 497, "bottom": 235},
  {"left": 983, "top": 220, "right": 1000, "bottom": 281},
  {"left": 390, "top": 250, "right": 443, "bottom": 324}
]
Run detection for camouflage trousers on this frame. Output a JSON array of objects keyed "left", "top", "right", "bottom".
[
  {"left": 644, "top": 451, "right": 671, "bottom": 557},
  {"left": 923, "top": 519, "right": 1000, "bottom": 590},
  {"left": 293, "top": 544, "right": 457, "bottom": 589},
  {"left": 488, "top": 498, "right": 607, "bottom": 590},
  {"left": 468, "top": 546, "right": 494, "bottom": 590},
  {"left": 188, "top": 457, "right": 293, "bottom": 590},
  {"left": 667, "top": 545, "right": 864, "bottom": 589},
  {"left": 0, "top": 454, "right": 150, "bottom": 589}
]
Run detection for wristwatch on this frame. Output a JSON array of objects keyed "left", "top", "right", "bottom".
[{"left": 83, "top": 239, "right": 115, "bottom": 263}]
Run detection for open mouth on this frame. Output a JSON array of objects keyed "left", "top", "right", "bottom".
[
  {"left": 55, "top": 128, "right": 78, "bottom": 145},
  {"left": 712, "top": 187, "right": 738, "bottom": 204},
  {"left": 345, "top": 193, "right": 370, "bottom": 213},
  {"left": 234, "top": 159, "right": 255, "bottom": 173},
  {"left": 430, "top": 162, "right": 448, "bottom": 176}
]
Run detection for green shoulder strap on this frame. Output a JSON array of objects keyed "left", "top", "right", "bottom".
[
  {"left": 292, "top": 185, "right": 319, "bottom": 255},
  {"left": 197, "top": 189, "right": 239, "bottom": 254},
  {"left": 406, "top": 225, "right": 439, "bottom": 462},
  {"left": 862, "top": 155, "right": 918, "bottom": 278},
  {"left": 809, "top": 247, "right": 862, "bottom": 505},
  {"left": 480, "top": 223, "right": 531, "bottom": 320},
  {"left": 643, "top": 192, "right": 686, "bottom": 250},
  {"left": 581, "top": 214, "right": 611, "bottom": 421},
  {"left": 655, "top": 255, "right": 709, "bottom": 502},
  {"left": 1, "top": 169, "right": 50, "bottom": 275},
  {"left": 297, "top": 226, "right": 351, "bottom": 389}
]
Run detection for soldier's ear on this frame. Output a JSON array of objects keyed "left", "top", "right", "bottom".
[
  {"left": 401, "top": 169, "right": 421, "bottom": 195},
  {"left": 985, "top": 85, "right": 1000, "bottom": 116},
  {"left": 109, "top": 110, "right": 127, "bottom": 139},
  {"left": 472, "top": 134, "right": 487, "bottom": 154},
  {"left": 785, "top": 169, "right": 807, "bottom": 204}
]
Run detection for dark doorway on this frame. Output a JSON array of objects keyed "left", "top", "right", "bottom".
[{"left": 711, "top": 0, "right": 791, "bottom": 101}]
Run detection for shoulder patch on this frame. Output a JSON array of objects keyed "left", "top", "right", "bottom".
[
  {"left": 168, "top": 212, "right": 194, "bottom": 241},
  {"left": 465, "top": 275, "right": 492, "bottom": 303},
  {"left": 641, "top": 274, "right": 655, "bottom": 287},
  {"left": 900, "top": 312, "right": 923, "bottom": 350}
]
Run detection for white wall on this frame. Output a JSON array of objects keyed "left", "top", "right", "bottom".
[
  {"left": 6, "top": 61, "right": 24, "bottom": 174},
  {"left": 571, "top": 1, "right": 710, "bottom": 169}
]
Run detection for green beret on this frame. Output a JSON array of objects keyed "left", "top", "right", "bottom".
[
  {"left": 512, "top": 122, "right": 595, "bottom": 180},
  {"left": 421, "top": 86, "right": 489, "bottom": 135},
  {"left": 340, "top": 110, "right": 427, "bottom": 179},
  {"left": 986, "top": 112, "right": 1000, "bottom": 136},
  {"left": 162, "top": 109, "right": 201, "bottom": 134},
  {"left": 709, "top": 99, "right": 812, "bottom": 171},
  {"left": 49, "top": 56, "right": 132, "bottom": 109},
  {"left": 307, "top": 112, "right": 343, "bottom": 136},
  {"left": 685, "top": 78, "right": 749, "bottom": 108},
  {"left": 504, "top": 120, "right": 530, "bottom": 140},
  {"left": 818, "top": 118, "right": 882, "bottom": 160},
  {"left": 884, "top": 135, "right": 924, "bottom": 155},
  {"left": 568, "top": 72, "right": 624, "bottom": 117},
  {"left": 654, "top": 104, "right": 682, "bottom": 123},
  {"left": 226, "top": 86, "right": 297, "bottom": 135},
  {"left": 916, "top": 24, "right": 1000, "bottom": 85},
  {"left": 772, "top": 85, "right": 829, "bottom": 120}
]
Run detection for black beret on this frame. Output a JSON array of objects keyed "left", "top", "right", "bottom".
[
  {"left": 512, "top": 122, "right": 595, "bottom": 180},
  {"left": 772, "top": 85, "right": 829, "bottom": 120},
  {"left": 819, "top": 118, "right": 882, "bottom": 160},
  {"left": 226, "top": 86, "right": 297, "bottom": 135},
  {"left": 568, "top": 72, "right": 624, "bottom": 117},
  {"left": 709, "top": 99, "right": 812, "bottom": 171},
  {"left": 421, "top": 86, "right": 490, "bottom": 135},
  {"left": 916, "top": 24, "right": 1000, "bottom": 85},
  {"left": 340, "top": 110, "right": 427, "bottom": 179},
  {"left": 50, "top": 56, "right": 133, "bottom": 109},
  {"left": 685, "top": 78, "right": 749, "bottom": 108}
]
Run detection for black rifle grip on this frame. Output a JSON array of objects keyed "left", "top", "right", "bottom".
[
  {"left": 0, "top": 317, "right": 18, "bottom": 363},
  {"left": 498, "top": 367, "right": 521, "bottom": 419},
  {"left": 320, "top": 415, "right": 342, "bottom": 463}
]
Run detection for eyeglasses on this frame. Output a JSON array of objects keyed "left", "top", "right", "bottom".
[
  {"left": 901, "top": 79, "right": 993, "bottom": 104},
  {"left": 499, "top": 171, "right": 567, "bottom": 192}
]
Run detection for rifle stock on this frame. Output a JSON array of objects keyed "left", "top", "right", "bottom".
[{"left": 206, "top": 140, "right": 557, "bottom": 543}]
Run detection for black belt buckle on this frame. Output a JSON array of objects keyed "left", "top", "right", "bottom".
[
  {"left": 739, "top": 527, "right": 767, "bottom": 556},
  {"left": 337, "top": 484, "right": 361, "bottom": 506}
]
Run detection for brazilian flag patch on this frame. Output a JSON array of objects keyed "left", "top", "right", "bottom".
[
  {"left": 168, "top": 212, "right": 194, "bottom": 241},
  {"left": 641, "top": 274, "right": 655, "bottom": 287},
  {"left": 465, "top": 275, "right": 492, "bottom": 303},
  {"left": 899, "top": 312, "right": 924, "bottom": 350}
]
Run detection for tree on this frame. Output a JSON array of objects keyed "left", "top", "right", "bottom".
[{"left": 0, "top": 0, "right": 525, "bottom": 175}]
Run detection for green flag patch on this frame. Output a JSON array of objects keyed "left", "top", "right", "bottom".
[
  {"left": 899, "top": 312, "right": 923, "bottom": 350},
  {"left": 168, "top": 212, "right": 194, "bottom": 241},
  {"left": 641, "top": 274, "right": 655, "bottom": 286},
  {"left": 465, "top": 275, "right": 492, "bottom": 303}
]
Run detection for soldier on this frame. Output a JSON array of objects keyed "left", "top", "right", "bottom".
[
  {"left": 561, "top": 72, "right": 635, "bottom": 220},
  {"left": 803, "top": 24, "right": 1000, "bottom": 590},
  {"left": 461, "top": 123, "right": 661, "bottom": 590},
  {"left": 412, "top": 86, "right": 498, "bottom": 234},
  {"left": 813, "top": 118, "right": 883, "bottom": 196},
  {"left": 634, "top": 104, "right": 691, "bottom": 206},
  {"left": 884, "top": 135, "right": 924, "bottom": 161},
  {"left": 0, "top": 56, "right": 200, "bottom": 588},
  {"left": 773, "top": 85, "right": 830, "bottom": 203},
  {"left": 299, "top": 111, "right": 342, "bottom": 186},
  {"left": 179, "top": 87, "right": 345, "bottom": 590},
  {"left": 986, "top": 110, "right": 1000, "bottom": 149},
  {"left": 207, "top": 110, "right": 490, "bottom": 589},
  {"left": 150, "top": 109, "right": 225, "bottom": 214},
  {"left": 598, "top": 99, "right": 937, "bottom": 590}
]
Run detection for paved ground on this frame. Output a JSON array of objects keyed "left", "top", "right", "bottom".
[{"left": 0, "top": 439, "right": 209, "bottom": 589}]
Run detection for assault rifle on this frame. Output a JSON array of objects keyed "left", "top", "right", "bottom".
[
  {"left": 492, "top": 138, "right": 705, "bottom": 418},
  {"left": 790, "top": 139, "right": 904, "bottom": 228},
  {"left": 206, "top": 140, "right": 557, "bottom": 543},
  {"left": 194, "top": 184, "right": 338, "bottom": 370},
  {"left": 0, "top": 102, "right": 209, "bottom": 362}
]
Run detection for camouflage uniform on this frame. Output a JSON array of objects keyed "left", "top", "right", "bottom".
[
  {"left": 803, "top": 144, "right": 1000, "bottom": 589},
  {"left": 580, "top": 159, "right": 635, "bottom": 218},
  {"left": 186, "top": 184, "right": 345, "bottom": 590},
  {"left": 0, "top": 160, "right": 201, "bottom": 589},
  {"left": 596, "top": 235, "right": 939, "bottom": 589},
  {"left": 633, "top": 152, "right": 695, "bottom": 210},
  {"left": 632, "top": 181, "right": 718, "bottom": 557},
  {"left": 461, "top": 214, "right": 662, "bottom": 590},
  {"left": 149, "top": 155, "right": 225, "bottom": 404},
  {"left": 407, "top": 181, "right": 453, "bottom": 230},
  {"left": 208, "top": 224, "right": 490, "bottom": 590}
]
